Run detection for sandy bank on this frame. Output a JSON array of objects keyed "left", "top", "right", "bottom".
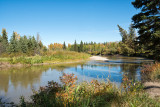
[
  {"left": 90, "top": 56, "right": 108, "bottom": 61},
  {"left": 144, "top": 82, "right": 160, "bottom": 98}
]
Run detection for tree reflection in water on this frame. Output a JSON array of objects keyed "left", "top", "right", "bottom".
[
  {"left": 0, "top": 62, "right": 84, "bottom": 94},
  {"left": 0, "top": 56, "right": 153, "bottom": 104}
]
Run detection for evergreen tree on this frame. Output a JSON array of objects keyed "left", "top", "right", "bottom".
[
  {"left": 31, "top": 36, "right": 38, "bottom": 54},
  {"left": 19, "top": 35, "right": 28, "bottom": 53},
  {"left": 117, "top": 25, "right": 128, "bottom": 43},
  {"left": 0, "top": 35, "right": 2, "bottom": 54},
  {"left": 8, "top": 32, "right": 19, "bottom": 53},
  {"left": 117, "top": 24, "right": 136, "bottom": 55},
  {"left": 39, "top": 41, "right": 43, "bottom": 49},
  {"left": 129, "top": 24, "right": 136, "bottom": 41},
  {"left": 27, "top": 36, "right": 38, "bottom": 55},
  {"left": 128, "top": 24, "right": 136, "bottom": 49},
  {"left": 0, "top": 35, "right": 2, "bottom": 42},
  {"left": 80, "top": 40, "right": 83, "bottom": 52},
  {"left": 74, "top": 40, "right": 78, "bottom": 52},
  {"left": 91, "top": 41, "right": 93, "bottom": 45},
  {"left": 2, "top": 29, "right": 8, "bottom": 43},
  {"left": 78, "top": 46, "right": 80, "bottom": 52},
  {"left": 1, "top": 29, "right": 8, "bottom": 52},
  {"left": 132, "top": 0, "right": 160, "bottom": 59},
  {"left": 27, "top": 36, "right": 33, "bottom": 51},
  {"left": 36, "top": 33, "right": 40, "bottom": 54},
  {"left": 63, "top": 41, "right": 66, "bottom": 50},
  {"left": 32, "top": 36, "right": 37, "bottom": 49}
]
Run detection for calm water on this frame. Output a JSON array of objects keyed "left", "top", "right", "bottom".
[{"left": 0, "top": 56, "right": 153, "bottom": 104}]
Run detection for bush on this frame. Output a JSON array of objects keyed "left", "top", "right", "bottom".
[
  {"left": 19, "top": 73, "right": 160, "bottom": 107},
  {"left": 141, "top": 63, "right": 160, "bottom": 81}
]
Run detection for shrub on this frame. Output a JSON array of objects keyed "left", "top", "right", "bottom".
[
  {"left": 19, "top": 73, "right": 160, "bottom": 107},
  {"left": 141, "top": 63, "right": 160, "bottom": 81}
]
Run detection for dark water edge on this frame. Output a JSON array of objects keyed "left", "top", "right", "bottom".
[{"left": 0, "top": 56, "right": 154, "bottom": 104}]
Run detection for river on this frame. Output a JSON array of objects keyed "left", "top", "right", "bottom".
[{"left": 0, "top": 55, "right": 153, "bottom": 104}]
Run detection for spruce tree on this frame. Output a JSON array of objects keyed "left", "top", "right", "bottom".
[
  {"left": 32, "top": 36, "right": 37, "bottom": 49},
  {"left": 129, "top": 24, "right": 136, "bottom": 41},
  {"left": 132, "top": 0, "right": 160, "bottom": 59},
  {"left": 19, "top": 35, "right": 28, "bottom": 53},
  {"left": 80, "top": 40, "right": 83, "bottom": 52},
  {"left": 128, "top": 24, "right": 136, "bottom": 49},
  {"left": 27, "top": 36, "right": 33, "bottom": 51},
  {"left": 117, "top": 24, "right": 136, "bottom": 55},
  {"left": 0, "top": 35, "right": 1, "bottom": 42},
  {"left": 0, "top": 35, "right": 2, "bottom": 54},
  {"left": 36, "top": 33, "right": 40, "bottom": 54},
  {"left": 1, "top": 29, "right": 8, "bottom": 52},
  {"left": 117, "top": 25, "right": 128, "bottom": 44},
  {"left": 74, "top": 40, "right": 78, "bottom": 52},
  {"left": 63, "top": 41, "right": 66, "bottom": 50},
  {"left": 39, "top": 41, "right": 43, "bottom": 49},
  {"left": 8, "top": 32, "right": 19, "bottom": 53},
  {"left": 2, "top": 29, "right": 8, "bottom": 43},
  {"left": 31, "top": 36, "right": 38, "bottom": 54}
]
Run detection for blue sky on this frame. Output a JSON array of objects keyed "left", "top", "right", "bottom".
[{"left": 0, "top": 0, "right": 138, "bottom": 46}]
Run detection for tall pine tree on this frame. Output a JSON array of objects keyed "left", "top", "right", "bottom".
[
  {"left": 1, "top": 29, "right": 8, "bottom": 52},
  {"left": 0, "top": 35, "right": 2, "bottom": 42},
  {"left": 132, "top": 0, "right": 160, "bottom": 59},
  {"left": 74, "top": 40, "right": 78, "bottom": 52},
  {"left": 117, "top": 24, "right": 136, "bottom": 55},
  {"left": 128, "top": 24, "right": 136, "bottom": 49},
  {"left": 0, "top": 35, "right": 2, "bottom": 54},
  {"left": 80, "top": 40, "right": 83, "bottom": 52},
  {"left": 117, "top": 25, "right": 128, "bottom": 44},
  {"left": 8, "top": 32, "right": 19, "bottom": 53},
  {"left": 19, "top": 35, "right": 28, "bottom": 53},
  {"left": 63, "top": 41, "right": 66, "bottom": 50}
]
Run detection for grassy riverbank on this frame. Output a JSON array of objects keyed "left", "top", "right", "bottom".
[
  {"left": 2, "top": 73, "right": 158, "bottom": 107},
  {"left": 0, "top": 51, "right": 90, "bottom": 65}
]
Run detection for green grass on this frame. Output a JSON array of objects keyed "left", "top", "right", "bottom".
[{"left": 0, "top": 51, "right": 90, "bottom": 64}]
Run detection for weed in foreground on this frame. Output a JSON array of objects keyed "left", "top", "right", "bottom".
[
  {"left": 18, "top": 73, "right": 160, "bottom": 107},
  {"left": 141, "top": 62, "right": 160, "bottom": 81}
]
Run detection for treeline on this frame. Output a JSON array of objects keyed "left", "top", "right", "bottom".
[
  {"left": 0, "top": 29, "right": 47, "bottom": 56},
  {"left": 0, "top": 27, "right": 136, "bottom": 57},
  {"left": 0, "top": 0, "right": 159, "bottom": 60},
  {"left": 48, "top": 40, "right": 121, "bottom": 55},
  {"left": 47, "top": 24, "right": 137, "bottom": 56},
  {"left": 68, "top": 41, "right": 121, "bottom": 55}
]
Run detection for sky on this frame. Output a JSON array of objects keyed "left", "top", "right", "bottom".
[{"left": 0, "top": 0, "right": 139, "bottom": 46}]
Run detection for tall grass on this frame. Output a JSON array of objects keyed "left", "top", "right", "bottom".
[
  {"left": 141, "top": 62, "right": 160, "bottom": 81},
  {"left": 18, "top": 73, "right": 160, "bottom": 107},
  {"left": 0, "top": 51, "right": 90, "bottom": 64}
]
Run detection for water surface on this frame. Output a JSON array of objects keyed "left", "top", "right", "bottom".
[{"left": 0, "top": 56, "right": 153, "bottom": 104}]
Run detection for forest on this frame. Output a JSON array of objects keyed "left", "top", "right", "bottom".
[
  {"left": 0, "top": 0, "right": 159, "bottom": 60},
  {"left": 0, "top": 21, "right": 159, "bottom": 60}
]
